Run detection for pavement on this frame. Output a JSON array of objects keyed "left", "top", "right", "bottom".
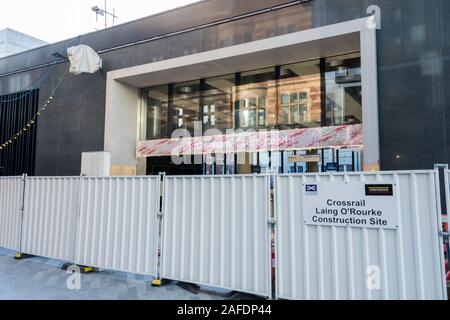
[{"left": 0, "top": 248, "right": 233, "bottom": 300}]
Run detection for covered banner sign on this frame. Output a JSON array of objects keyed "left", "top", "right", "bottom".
[
  {"left": 303, "top": 181, "right": 399, "bottom": 229},
  {"left": 137, "top": 124, "right": 363, "bottom": 158}
]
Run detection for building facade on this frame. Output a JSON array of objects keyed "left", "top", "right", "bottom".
[
  {"left": 0, "top": 0, "right": 449, "bottom": 176},
  {"left": 0, "top": 28, "right": 47, "bottom": 59}
]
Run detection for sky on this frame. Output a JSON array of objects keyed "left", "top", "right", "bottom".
[{"left": 0, "top": 0, "right": 201, "bottom": 43}]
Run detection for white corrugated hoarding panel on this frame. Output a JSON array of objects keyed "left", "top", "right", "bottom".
[
  {"left": 444, "top": 170, "right": 450, "bottom": 224},
  {"left": 275, "top": 171, "right": 447, "bottom": 300},
  {"left": 0, "top": 177, "right": 23, "bottom": 251},
  {"left": 162, "top": 175, "right": 272, "bottom": 298},
  {"left": 75, "top": 176, "right": 160, "bottom": 277},
  {"left": 21, "top": 177, "right": 80, "bottom": 262}
]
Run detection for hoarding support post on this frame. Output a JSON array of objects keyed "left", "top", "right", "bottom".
[
  {"left": 15, "top": 174, "right": 27, "bottom": 260},
  {"left": 434, "top": 164, "right": 448, "bottom": 217},
  {"left": 434, "top": 164, "right": 450, "bottom": 296},
  {"left": 269, "top": 169, "right": 277, "bottom": 300},
  {"left": 152, "top": 172, "right": 166, "bottom": 287}
]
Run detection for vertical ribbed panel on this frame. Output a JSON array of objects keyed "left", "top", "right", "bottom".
[
  {"left": 275, "top": 171, "right": 447, "bottom": 300},
  {"left": 161, "top": 175, "right": 272, "bottom": 298},
  {"left": 75, "top": 176, "right": 160, "bottom": 277},
  {"left": 0, "top": 177, "right": 23, "bottom": 251},
  {"left": 22, "top": 177, "right": 80, "bottom": 262}
]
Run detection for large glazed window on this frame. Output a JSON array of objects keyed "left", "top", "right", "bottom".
[
  {"left": 203, "top": 75, "right": 235, "bottom": 131},
  {"left": 141, "top": 54, "right": 362, "bottom": 140},
  {"left": 172, "top": 81, "right": 201, "bottom": 134},
  {"left": 145, "top": 85, "right": 168, "bottom": 140},
  {"left": 325, "top": 53, "right": 362, "bottom": 126},
  {"left": 279, "top": 60, "right": 322, "bottom": 129},
  {"left": 234, "top": 68, "right": 276, "bottom": 129}
]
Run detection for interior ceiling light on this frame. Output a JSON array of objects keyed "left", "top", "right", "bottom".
[
  {"left": 280, "top": 69, "right": 291, "bottom": 76},
  {"left": 330, "top": 60, "right": 343, "bottom": 67},
  {"left": 179, "top": 86, "right": 192, "bottom": 93}
]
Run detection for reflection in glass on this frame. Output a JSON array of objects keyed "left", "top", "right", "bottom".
[
  {"left": 204, "top": 75, "right": 235, "bottom": 130},
  {"left": 282, "top": 151, "right": 296, "bottom": 174},
  {"left": 270, "top": 151, "right": 282, "bottom": 173},
  {"left": 172, "top": 81, "right": 201, "bottom": 133},
  {"left": 225, "top": 154, "right": 235, "bottom": 174},
  {"left": 235, "top": 68, "right": 275, "bottom": 129},
  {"left": 279, "top": 60, "right": 322, "bottom": 128},
  {"left": 142, "top": 55, "right": 362, "bottom": 142},
  {"left": 325, "top": 53, "right": 362, "bottom": 126},
  {"left": 215, "top": 153, "right": 225, "bottom": 175},
  {"left": 259, "top": 152, "right": 270, "bottom": 173},
  {"left": 145, "top": 85, "right": 168, "bottom": 140}
]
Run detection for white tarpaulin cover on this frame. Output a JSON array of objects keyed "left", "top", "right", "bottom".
[{"left": 67, "top": 44, "right": 102, "bottom": 75}]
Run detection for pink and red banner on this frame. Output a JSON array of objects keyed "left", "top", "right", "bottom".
[{"left": 136, "top": 124, "right": 363, "bottom": 158}]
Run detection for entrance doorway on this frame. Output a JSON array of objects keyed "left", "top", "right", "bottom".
[
  {"left": 235, "top": 148, "right": 362, "bottom": 174},
  {"left": 146, "top": 148, "right": 362, "bottom": 176}
]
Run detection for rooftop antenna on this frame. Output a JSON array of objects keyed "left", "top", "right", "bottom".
[{"left": 91, "top": 1, "right": 118, "bottom": 29}]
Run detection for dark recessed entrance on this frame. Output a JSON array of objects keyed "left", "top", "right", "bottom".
[
  {"left": 147, "top": 156, "right": 203, "bottom": 176},
  {"left": 146, "top": 148, "right": 362, "bottom": 176}
]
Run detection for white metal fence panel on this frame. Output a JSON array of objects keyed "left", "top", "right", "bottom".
[
  {"left": 75, "top": 176, "right": 160, "bottom": 276},
  {"left": 275, "top": 171, "right": 447, "bottom": 300},
  {"left": 162, "top": 175, "right": 272, "bottom": 298},
  {"left": 0, "top": 177, "right": 23, "bottom": 251},
  {"left": 21, "top": 177, "right": 80, "bottom": 262}
]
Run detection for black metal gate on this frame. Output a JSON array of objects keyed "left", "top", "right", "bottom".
[{"left": 0, "top": 89, "right": 39, "bottom": 176}]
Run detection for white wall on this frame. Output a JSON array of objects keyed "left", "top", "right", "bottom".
[
  {"left": 104, "top": 78, "right": 140, "bottom": 168},
  {"left": 0, "top": 28, "right": 47, "bottom": 58}
]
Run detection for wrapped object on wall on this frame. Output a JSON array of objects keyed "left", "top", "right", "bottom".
[{"left": 67, "top": 44, "right": 102, "bottom": 75}]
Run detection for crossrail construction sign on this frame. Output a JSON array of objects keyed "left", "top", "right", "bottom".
[{"left": 303, "top": 181, "right": 399, "bottom": 229}]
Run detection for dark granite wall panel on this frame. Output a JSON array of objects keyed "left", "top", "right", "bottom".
[{"left": 0, "top": 0, "right": 448, "bottom": 175}]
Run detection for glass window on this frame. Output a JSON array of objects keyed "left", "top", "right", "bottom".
[
  {"left": 282, "top": 151, "right": 296, "bottom": 174},
  {"left": 259, "top": 152, "right": 270, "bottom": 173},
  {"left": 300, "top": 104, "right": 308, "bottom": 123},
  {"left": 215, "top": 153, "right": 225, "bottom": 175},
  {"left": 204, "top": 154, "right": 215, "bottom": 175},
  {"left": 325, "top": 53, "right": 362, "bottom": 126},
  {"left": 270, "top": 151, "right": 282, "bottom": 173},
  {"left": 282, "top": 107, "right": 289, "bottom": 124},
  {"left": 291, "top": 105, "right": 299, "bottom": 124},
  {"left": 225, "top": 154, "right": 235, "bottom": 174},
  {"left": 258, "top": 109, "right": 266, "bottom": 128},
  {"left": 299, "top": 92, "right": 308, "bottom": 102},
  {"left": 144, "top": 85, "right": 168, "bottom": 140},
  {"left": 234, "top": 68, "right": 276, "bottom": 129},
  {"left": 279, "top": 60, "right": 321, "bottom": 128},
  {"left": 142, "top": 54, "right": 363, "bottom": 142},
  {"left": 172, "top": 80, "right": 201, "bottom": 133},
  {"left": 258, "top": 96, "right": 266, "bottom": 108},
  {"left": 338, "top": 149, "right": 353, "bottom": 172},
  {"left": 240, "top": 68, "right": 275, "bottom": 85},
  {"left": 290, "top": 93, "right": 298, "bottom": 104},
  {"left": 204, "top": 75, "right": 235, "bottom": 130}
]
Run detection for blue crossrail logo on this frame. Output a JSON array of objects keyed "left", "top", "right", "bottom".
[{"left": 305, "top": 184, "right": 318, "bottom": 193}]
